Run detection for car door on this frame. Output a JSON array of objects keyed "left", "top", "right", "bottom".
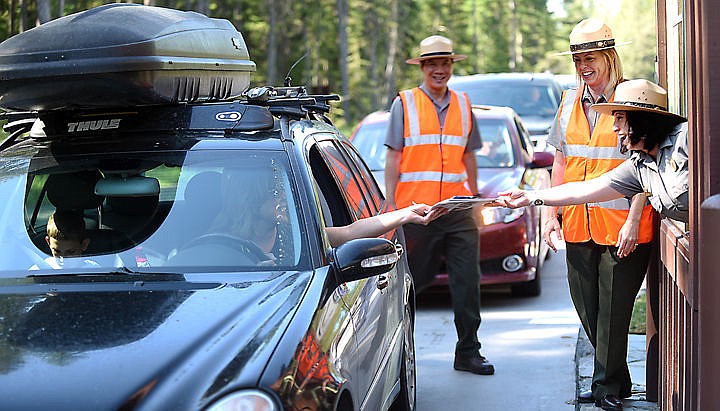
[{"left": 309, "top": 134, "right": 404, "bottom": 408}]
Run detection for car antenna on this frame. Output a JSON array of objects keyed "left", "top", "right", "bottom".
[{"left": 284, "top": 51, "right": 309, "bottom": 87}]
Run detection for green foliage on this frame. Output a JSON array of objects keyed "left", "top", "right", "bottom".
[
  {"left": 629, "top": 291, "right": 647, "bottom": 334},
  {"left": 0, "top": 0, "right": 658, "bottom": 128}
]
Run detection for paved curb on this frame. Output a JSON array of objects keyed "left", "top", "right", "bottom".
[{"left": 574, "top": 328, "right": 659, "bottom": 411}]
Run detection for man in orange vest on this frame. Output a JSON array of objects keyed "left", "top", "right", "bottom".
[{"left": 385, "top": 35, "right": 493, "bottom": 375}]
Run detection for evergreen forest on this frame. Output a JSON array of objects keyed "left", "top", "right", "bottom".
[{"left": 0, "top": 0, "right": 658, "bottom": 129}]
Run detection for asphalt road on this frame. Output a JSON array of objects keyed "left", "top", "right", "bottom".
[{"left": 413, "top": 241, "right": 581, "bottom": 411}]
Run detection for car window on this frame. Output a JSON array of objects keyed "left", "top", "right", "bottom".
[
  {"left": 515, "top": 117, "right": 535, "bottom": 158},
  {"left": 350, "top": 120, "right": 388, "bottom": 170},
  {"left": 315, "top": 139, "right": 377, "bottom": 220},
  {"left": 309, "top": 144, "right": 352, "bottom": 229},
  {"left": 0, "top": 145, "right": 309, "bottom": 276},
  {"left": 339, "top": 140, "right": 385, "bottom": 210},
  {"left": 474, "top": 117, "right": 516, "bottom": 168},
  {"left": 452, "top": 83, "right": 559, "bottom": 117}
]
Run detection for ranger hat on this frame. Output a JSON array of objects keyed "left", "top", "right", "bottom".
[
  {"left": 406, "top": 35, "right": 466, "bottom": 64},
  {"left": 556, "top": 18, "right": 630, "bottom": 55},
  {"left": 591, "top": 79, "right": 687, "bottom": 121}
]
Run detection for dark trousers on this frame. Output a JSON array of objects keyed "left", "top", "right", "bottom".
[
  {"left": 566, "top": 240, "right": 651, "bottom": 399},
  {"left": 403, "top": 209, "right": 482, "bottom": 357}
]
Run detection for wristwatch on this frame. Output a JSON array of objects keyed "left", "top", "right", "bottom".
[{"left": 529, "top": 196, "right": 544, "bottom": 206}]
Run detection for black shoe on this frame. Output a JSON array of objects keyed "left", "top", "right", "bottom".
[
  {"left": 453, "top": 355, "right": 495, "bottom": 375},
  {"left": 595, "top": 394, "right": 623, "bottom": 411},
  {"left": 577, "top": 389, "right": 594, "bottom": 403}
]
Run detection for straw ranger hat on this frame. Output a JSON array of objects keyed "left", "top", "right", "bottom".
[
  {"left": 591, "top": 79, "right": 686, "bottom": 121},
  {"left": 556, "top": 18, "right": 630, "bottom": 56},
  {"left": 406, "top": 35, "right": 466, "bottom": 64}
]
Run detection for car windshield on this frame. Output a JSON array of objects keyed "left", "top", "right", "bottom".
[
  {"left": 352, "top": 115, "right": 515, "bottom": 169},
  {"left": 474, "top": 118, "right": 516, "bottom": 167},
  {"left": 0, "top": 142, "right": 309, "bottom": 277},
  {"left": 452, "top": 84, "right": 558, "bottom": 117},
  {"left": 351, "top": 120, "right": 388, "bottom": 171}
]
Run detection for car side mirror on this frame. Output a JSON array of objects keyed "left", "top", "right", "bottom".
[
  {"left": 330, "top": 238, "right": 398, "bottom": 285},
  {"left": 529, "top": 151, "right": 554, "bottom": 169}
]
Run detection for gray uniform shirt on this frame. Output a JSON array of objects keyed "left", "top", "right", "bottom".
[
  {"left": 384, "top": 84, "right": 482, "bottom": 152},
  {"left": 602, "top": 122, "right": 689, "bottom": 223}
]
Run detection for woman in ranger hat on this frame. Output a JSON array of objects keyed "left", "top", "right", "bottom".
[
  {"left": 496, "top": 80, "right": 688, "bottom": 221},
  {"left": 541, "top": 19, "right": 655, "bottom": 411},
  {"left": 496, "top": 79, "right": 688, "bottom": 410}
]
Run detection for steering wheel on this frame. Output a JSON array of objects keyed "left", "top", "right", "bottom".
[{"left": 180, "top": 233, "right": 269, "bottom": 265}]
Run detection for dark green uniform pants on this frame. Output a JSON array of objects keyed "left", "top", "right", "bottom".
[
  {"left": 566, "top": 240, "right": 651, "bottom": 399},
  {"left": 403, "top": 209, "right": 482, "bottom": 358}
]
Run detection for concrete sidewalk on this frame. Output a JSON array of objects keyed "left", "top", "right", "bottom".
[{"left": 575, "top": 329, "right": 659, "bottom": 411}]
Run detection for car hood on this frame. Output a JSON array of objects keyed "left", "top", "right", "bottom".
[
  {"left": 0, "top": 271, "right": 313, "bottom": 410},
  {"left": 476, "top": 167, "right": 525, "bottom": 197}
]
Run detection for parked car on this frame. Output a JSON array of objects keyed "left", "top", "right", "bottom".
[
  {"left": 554, "top": 73, "right": 579, "bottom": 90},
  {"left": 350, "top": 105, "right": 553, "bottom": 296},
  {"left": 0, "top": 5, "right": 416, "bottom": 411},
  {"left": 448, "top": 72, "right": 563, "bottom": 152}
]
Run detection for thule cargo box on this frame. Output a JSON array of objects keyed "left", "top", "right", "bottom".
[{"left": 0, "top": 4, "right": 255, "bottom": 111}]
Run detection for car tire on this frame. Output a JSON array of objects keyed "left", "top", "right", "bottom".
[{"left": 390, "top": 303, "right": 416, "bottom": 411}]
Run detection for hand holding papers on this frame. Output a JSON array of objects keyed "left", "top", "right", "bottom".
[{"left": 431, "top": 195, "right": 500, "bottom": 212}]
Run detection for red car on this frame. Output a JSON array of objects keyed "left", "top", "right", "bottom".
[{"left": 350, "top": 105, "right": 553, "bottom": 296}]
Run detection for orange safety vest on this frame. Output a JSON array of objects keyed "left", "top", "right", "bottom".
[
  {"left": 558, "top": 88, "right": 654, "bottom": 245},
  {"left": 395, "top": 87, "right": 472, "bottom": 208}
]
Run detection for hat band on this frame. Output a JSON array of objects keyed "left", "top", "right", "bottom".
[
  {"left": 613, "top": 100, "right": 668, "bottom": 111},
  {"left": 570, "top": 39, "right": 615, "bottom": 52},
  {"left": 419, "top": 51, "right": 453, "bottom": 58}
]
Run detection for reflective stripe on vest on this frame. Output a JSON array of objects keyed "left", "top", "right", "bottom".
[
  {"left": 395, "top": 88, "right": 472, "bottom": 208},
  {"left": 557, "top": 88, "right": 654, "bottom": 245}
]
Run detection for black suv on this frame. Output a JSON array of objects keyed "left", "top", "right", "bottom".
[{"left": 0, "top": 4, "right": 416, "bottom": 411}]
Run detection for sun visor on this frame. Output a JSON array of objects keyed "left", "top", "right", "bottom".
[{"left": 0, "top": 3, "right": 256, "bottom": 111}]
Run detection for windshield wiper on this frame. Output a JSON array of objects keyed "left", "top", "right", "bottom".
[{"left": 27, "top": 267, "right": 186, "bottom": 279}]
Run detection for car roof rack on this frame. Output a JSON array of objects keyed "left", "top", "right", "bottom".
[
  {"left": 0, "top": 86, "right": 341, "bottom": 150},
  {"left": 244, "top": 86, "right": 340, "bottom": 120}
]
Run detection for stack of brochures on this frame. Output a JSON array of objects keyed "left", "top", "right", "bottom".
[{"left": 431, "top": 195, "right": 498, "bottom": 212}]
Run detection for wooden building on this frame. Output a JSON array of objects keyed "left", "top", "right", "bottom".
[{"left": 652, "top": 0, "right": 719, "bottom": 410}]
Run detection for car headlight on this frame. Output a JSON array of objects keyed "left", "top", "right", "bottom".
[
  {"left": 480, "top": 206, "right": 524, "bottom": 225},
  {"left": 206, "top": 390, "right": 279, "bottom": 411}
]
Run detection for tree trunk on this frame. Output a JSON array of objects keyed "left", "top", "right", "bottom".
[
  {"left": 19, "top": 0, "right": 26, "bottom": 32},
  {"left": 508, "top": 0, "right": 518, "bottom": 71},
  {"left": 383, "top": 0, "right": 399, "bottom": 109},
  {"left": 36, "top": 0, "right": 51, "bottom": 24},
  {"left": 195, "top": 0, "right": 209, "bottom": 16},
  {"left": 472, "top": 0, "right": 479, "bottom": 73},
  {"left": 337, "top": 0, "right": 350, "bottom": 122},
  {"left": 267, "top": 0, "right": 278, "bottom": 85},
  {"left": 9, "top": 0, "right": 16, "bottom": 36},
  {"left": 366, "top": 1, "right": 380, "bottom": 110}
]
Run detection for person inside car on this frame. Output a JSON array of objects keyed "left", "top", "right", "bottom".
[
  {"left": 205, "top": 166, "right": 445, "bottom": 265},
  {"left": 30, "top": 210, "right": 99, "bottom": 270}
]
